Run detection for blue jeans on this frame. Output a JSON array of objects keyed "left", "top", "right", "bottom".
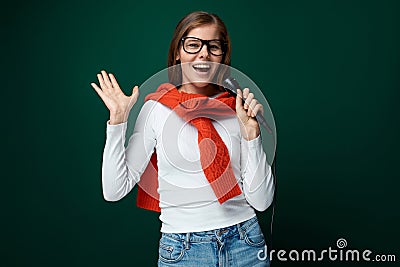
[{"left": 158, "top": 216, "right": 270, "bottom": 267}]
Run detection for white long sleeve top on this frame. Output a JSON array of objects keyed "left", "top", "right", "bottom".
[{"left": 102, "top": 99, "right": 274, "bottom": 233}]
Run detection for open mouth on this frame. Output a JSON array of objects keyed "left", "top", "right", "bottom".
[{"left": 192, "top": 63, "right": 211, "bottom": 73}]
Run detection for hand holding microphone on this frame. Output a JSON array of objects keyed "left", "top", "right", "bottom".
[{"left": 223, "top": 77, "right": 273, "bottom": 135}]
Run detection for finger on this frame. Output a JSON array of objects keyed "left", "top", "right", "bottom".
[
  {"left": 109, "top": 73, "right": 121, "bottom": 90},
  {"left": 90, "top": 82, "right": 105, "bottom": 98},
  {"left": 97, "top": 73, "right": 107, "bottom": 90},
  {"left": 252, "top": 103, "right": 264, "bottom": 117},
  {"left": 101, "top": 70, "right": 113, "bottom": 89},
  {"left": 242, "top": 88, "right": 250, "bottom": 109},
  {"left": 97, "top": 73, "right": 112, "bottom": 93},
  {"left": 242, "top": 88, "right": 250, "bottom": 99},
  {"left": 244, "top": 92, "right": 254, "bottom": 110},
  {"left": 248, "top": 99, "right": 258, "bottom": 117}
]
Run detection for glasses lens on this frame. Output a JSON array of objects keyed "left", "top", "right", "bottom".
[
  {"left": 183, "top": 38, "right": 202, "bottom": 53},
  {"left": 208, "top": 40, "right": 223, "bottom": 56}
]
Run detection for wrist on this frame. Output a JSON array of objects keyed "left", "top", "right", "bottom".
[
  {"left": 241, "top": 126, "right": 260, "bottom": 141},
  {"left": 109, "top": 112, "right": 126, "bottom": 125}
]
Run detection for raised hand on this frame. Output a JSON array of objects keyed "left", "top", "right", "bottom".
[
  {"left": 91, "top": 70, "right": 139, "bottom": 125},
  {"left": 235, "top": 88, "right": 264, "bottom": 140}
]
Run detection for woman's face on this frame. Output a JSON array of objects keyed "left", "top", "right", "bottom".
[{"left": 177, "top": 24, "right": 223, "bottom": 88}]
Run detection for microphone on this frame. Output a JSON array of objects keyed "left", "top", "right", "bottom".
[{"left": 222, "top": 77, "right": 273, "bottom": 134}]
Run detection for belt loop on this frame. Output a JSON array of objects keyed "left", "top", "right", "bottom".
[
  {"left": 237, "top": 223, "right": 244, "bottom": 240},
  {"left": 184, "top": 233, "right": 190, "bottom": 250}
]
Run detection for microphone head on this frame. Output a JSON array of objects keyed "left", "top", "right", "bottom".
[{"left": 222, "top": 77, "right": 241, "bottom": 96}]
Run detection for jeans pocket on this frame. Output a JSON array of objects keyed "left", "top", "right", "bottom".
[
  {"left": 158, "top": 234, "right": 186, "bottom": 263},
  {"left": 243, "top": 220, "right": 266, "bottom": 247}
]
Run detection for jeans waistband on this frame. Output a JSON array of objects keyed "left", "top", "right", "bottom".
[{"left": 161, "top": 216, "right": 259, "bottom": 243}]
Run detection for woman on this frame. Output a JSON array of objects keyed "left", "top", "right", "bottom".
[{"left": 91, "top": 11, "right": 274, "bottom": 266}]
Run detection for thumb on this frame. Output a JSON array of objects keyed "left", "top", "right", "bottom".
[
  {"left": 131, "top": 85, "right": 139, "bottom": 99},
  {"left": 236, "top": 89, "right": 244, "bottom": 112}
]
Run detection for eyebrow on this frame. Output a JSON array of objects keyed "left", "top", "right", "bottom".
[{"left": 185, "top": 36, "right": 222, "bottom": 41}]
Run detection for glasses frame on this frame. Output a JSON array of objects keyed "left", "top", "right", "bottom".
[{"left": 181, "top": 37, "right": 227, "bottom": 56}]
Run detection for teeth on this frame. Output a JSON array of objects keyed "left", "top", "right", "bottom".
[{"left": 193, "top": 64, "right": 210, "bottom": 69}]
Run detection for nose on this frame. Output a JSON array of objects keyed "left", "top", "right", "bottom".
[{"left": 198, "top": 44, "right": 210, "bottom": 59}]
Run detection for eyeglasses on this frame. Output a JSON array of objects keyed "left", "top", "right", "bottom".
[{"left": 181, "top": 37, "right": 226, "bottom": 56}]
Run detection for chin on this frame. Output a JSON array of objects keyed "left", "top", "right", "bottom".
[{"left": 192, "top": 82, "right": 210, "bottom": 88}]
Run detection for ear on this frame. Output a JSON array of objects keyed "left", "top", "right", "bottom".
[{"left": 175, "top": 52, "right": 180, "bottom": 61}]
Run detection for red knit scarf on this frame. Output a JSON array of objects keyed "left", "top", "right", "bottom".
[{"left": 136, "top": 83, "right": 242, "bottom": 212}]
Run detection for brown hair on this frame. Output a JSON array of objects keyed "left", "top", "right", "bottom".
[{"left": 167, "top": 11, "right": 231, "bottom": 86}]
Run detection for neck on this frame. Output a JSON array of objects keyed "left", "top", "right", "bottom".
[{"left": 179, "top": 83, "right": 222, "bottom": 97}]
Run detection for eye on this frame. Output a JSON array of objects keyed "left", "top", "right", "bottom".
[
  {"left": 209, "top": 41, "right": 222, "bottom": 50},
  {"left": 187, "top": 43, "right": 200, "bottom": 48},
  {"left": 210, "top": 45, "right": 221, "bottom": 50}
]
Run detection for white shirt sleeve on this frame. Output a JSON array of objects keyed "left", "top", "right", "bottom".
[
  {"left": 240, "top": 135, "right": 275, "bottom": 211},
  {"left": 102, "top": 101, "right": 157, "bottom": 201}
]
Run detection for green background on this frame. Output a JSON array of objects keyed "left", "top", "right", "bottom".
[{"left": 3, "top": 0, "right": 399, "bottom": 266}]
